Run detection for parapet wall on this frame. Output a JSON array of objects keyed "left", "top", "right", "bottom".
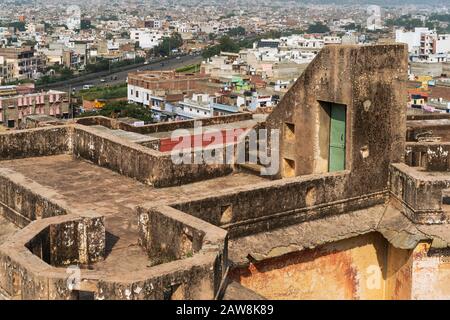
[
  {"left": 0, "top": 213, "right": 105, "bottom": 300},
  {"left": 72, "top": 125, "right": 232, "bottom": 187},
  {"left": 389, "top": 163, "right": 450, "bottom": 224},
  {"left": 0, "top": 126, "right": 70, "bottom": 160},
  {"left": 137, "top": 204, "right": 228, "bottom": 296},
  {"left": 406, "top": 142, "right": 450, "bottom": 171},
  {"left": 0, "top": 168, "right": 68, "bottom": 227},
  {"left": 172, "top": 171, "right": 387, "bottom": 238},
  {"left": 25, "top": 214, "right": 105, "bottom": 267},
  {"left": 75, "top": 113, "right": 253, "bottom": 135},
  {"left": 0, "top": 124, "right": 235, "bottom": 188}
]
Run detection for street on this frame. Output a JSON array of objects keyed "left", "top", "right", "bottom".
[{"left": 48, "top": 54, "right": 204, "bottom": 92}]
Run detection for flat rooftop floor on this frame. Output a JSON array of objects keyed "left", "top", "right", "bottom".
[{"left": 0, "top": 155, "right": 266, "bottom": 275}]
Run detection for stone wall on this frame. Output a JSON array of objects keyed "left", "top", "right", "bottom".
[
  {"left": 0, "top": 168, "right": 68, "bottom": 227},
  {"left": 0, "top": 126, "right": 70, "bottom": 160},
  {"left": 75, "top": 112, "right": 253, "bottom": 135},
  {"left": 137, "top": 206, "right": 206, "bottom": 265},
  {"left": 0, "top": 213, "right": 105, "bottom": 300},
  {"left": 389, "top": 163, "right": 450, "bottom": 224},
  {"left": 25, "top": 213, "right": 105, "bottom": 267},
  {"left": 407, "top": 123, "right": 450, "bottom": 142},
  {"left": 72, "top": 125, "right": 232, "bottom": 187},
  {"left": 172, "top": 171, "right": 387, "bottom": 238},
  {"left": 265, "top": 44, "right": 408, "bottom": 197},
  {"left": 137, "top": 204, "right": 229, "bottom": 292},
  {"left": 406, "top": 142, "right": 450, "bottom": 171},
  {"left": 230, "top": 232, "right": 412, "bottom": 300}
]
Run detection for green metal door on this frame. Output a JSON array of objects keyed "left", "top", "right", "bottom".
[{"left": 329, "top": 104, "right": 346, "bottom": 172}]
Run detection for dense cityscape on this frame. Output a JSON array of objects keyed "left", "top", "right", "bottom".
[{"left": 1, "top": 0, "right": 450, "bottom": 304}]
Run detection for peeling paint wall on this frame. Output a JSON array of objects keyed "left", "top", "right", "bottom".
[
  {"left": 231, "top": 233, "right": 413, "bottom": 300},
  {"left": 411, "top": 242, "right": 450, "bottom": 299}
]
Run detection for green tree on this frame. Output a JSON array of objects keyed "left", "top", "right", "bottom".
[
  {"left": 8, "top": 21, "right": 26, "bottom": 32},
  {"left": 228, "top": 26, "right": 246, "bottom": 37},
  {"left": 78, "top": 101, "right": 153, "bottom": 123},
  {"left": 154, "top": 32, "right": 183, "bottom": 56},
  {"left": 80, "top": 19, "right": 92, "bottom": 30},
  {"left": 307, "top": 22, "right": 330, "bottom": 34},
  {"left": 202, "top": 35, "right": 240, "bottom": 59}
]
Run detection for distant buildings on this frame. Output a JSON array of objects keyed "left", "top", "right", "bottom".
[
  {"left": 396, "top": 28, "right": 450, "bottom": 63},
  {"left": 127, "top": 70, "right": 211, "bottom": 120},
  {"left": 0, "top": 46, "right": 44, "bottom": 81},
  {"left": 130, "top": 28, "right": 166, "bottom": 50},
  {"left": 0, "top": 87, "right": 69, "bottom": 128}
]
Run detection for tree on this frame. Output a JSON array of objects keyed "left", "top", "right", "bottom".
[
  {"left": 228, "top": 26, "right": 246, "bottom": 37},
  {"left": 202, "top": 35, "right": 240, "bottom": 59},
  {"left": 78, "top": 101, "right": 153, "bottom": 123},
  {"left": 8, "top": 21, "right": 26, "bottom": 32},
  {"left": 80, "top": 19, "right": 92, "bottom": 30},
  {"left": 385, "top": 15, "right": 423, "bottom": 30},
  {"left": 307, "top": 22, "right": 330, "bottom": 34},
  {"left": 154, "top": 32, "right": 183, "bottom": 56}
]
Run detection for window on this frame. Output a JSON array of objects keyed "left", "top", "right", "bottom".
[
  {"left": 136, "top": 91, "right": 139, "bottom": 98},
  {"left": 283, "top": 158, "right": 296, "bottom": 177},
  {"left": 284, "top": 123, "right": 295, "bottom": 141}
]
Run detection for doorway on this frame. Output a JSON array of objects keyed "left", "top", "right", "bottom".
[{"left": 328, "top": 103, "right": 346, "bottom": 172}]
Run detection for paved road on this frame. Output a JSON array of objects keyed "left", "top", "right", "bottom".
[{"left": 48, "top": 54, "right": 203, "bottom": 92}]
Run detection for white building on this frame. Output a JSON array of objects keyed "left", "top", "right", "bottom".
[
  {"left": 437, "top": 35, "right": 450, "bottom": 55},
  {"left": 396, "top": 28, "right": 450, "bottom": 63},
  {"left": 130, "top": 29, "right": 165, "bottom": 50}
]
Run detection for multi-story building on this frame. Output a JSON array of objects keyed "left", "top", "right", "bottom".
[
  {"left": 144, "top": 19, "right": 161, "bottom": 29},
  {"left": 175, "top": 93, "right": 239, "bottom": 119},
  {"left": 129, "top": 29, "right": 166, "bottom": 50},
  {"left": 128, "top": 71, "right": 209, "bottom": 102},
  {"left": 0, "top": 89, "right": 69, "bottom": 128},
  {"left": 0, "top": 56, "right": 14, "bottom": 84},
  {"left": 0, "top": 46, "right": 45, "bottom": 81},
  {"left": 396, "top": 28, "right": 450, "bottom": 63}
]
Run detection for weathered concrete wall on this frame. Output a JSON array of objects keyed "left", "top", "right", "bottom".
[
  {"left": 96, "top": 252, "right": 220, "bottom": 300},
  {"left": 410, "top": 242, "right": 450, "bottom": 299},
  {"left": 75, "top": 113, "right": 253, "bottom": 135},
  {"left": 410, "top": 62, "right": 443, "bottom": 78},
  {"left": 172, "top": 171, "right": 387, "bottom": 238},
  {"left": 0, "top": 169, "right": 68, "bottom": 227},
  {"left": 405, "top": 142, "right": 450, "bottom": 171},
  {"left": 0, "top": 126, "right": 71, "bottom": 160},
  {"left": 389, "top": 163, "right": 450, "bottom": 224},
  {"left": 26, "top": 214, "right": 105, "bottom": 267},
  {"left": 385, "top": 243, "right": 412, "bottom": 300},
  {"left": 230, "top": 232, "right": 412, "bottom": 300},
  {"left": 0, "top": 213, "right": 104, "bottom": 300},
  {"left": 265, "top": 44, "right": 408, "bottom": 197},
  {"left": 72, "top": 125, "right": 232, "bottom": 187},
  {"left": 407, "top": 122, "right": 450, "bottom": 143},
  {"left": 137, "top": 204, "right": 229, "bottom": 295},
  {"left": 137, "top": 206, "right": 206, "bottom": 265}
]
